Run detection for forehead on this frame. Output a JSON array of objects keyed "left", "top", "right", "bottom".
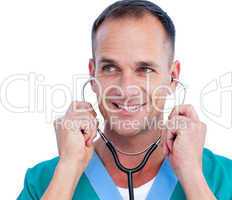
[{"left": 94, "top": 14, "right": 170, "bottom": 63}]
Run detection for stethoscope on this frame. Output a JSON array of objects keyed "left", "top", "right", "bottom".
[{"left": 81, "top": 76, "right": 186, "bottom": 200}]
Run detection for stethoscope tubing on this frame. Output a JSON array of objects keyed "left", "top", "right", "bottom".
[{"left": 105, "top": 134, "right": 161, "bottom": 200}]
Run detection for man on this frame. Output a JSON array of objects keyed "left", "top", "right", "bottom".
[{"left": 17, "top": 0, "right": 232, "bottom": 199}]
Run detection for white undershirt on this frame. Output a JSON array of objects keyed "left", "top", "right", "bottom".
[{"left": 117, "top": 176, "right": 156, "bottom": 200}]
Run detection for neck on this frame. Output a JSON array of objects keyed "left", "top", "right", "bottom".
[{"left": 104, "top": 123, "right": 161, "bottom": 157}]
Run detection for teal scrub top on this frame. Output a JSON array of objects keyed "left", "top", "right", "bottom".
[{"left": 17, "top": 148, "right": 232, "bottom": 200}]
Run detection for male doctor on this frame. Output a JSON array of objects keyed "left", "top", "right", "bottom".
[{"left": 18, "top": 0, "right": 232, "bottom": 199}]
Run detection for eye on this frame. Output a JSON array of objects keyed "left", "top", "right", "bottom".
[
  {"left": 137, "top": 66, "right": 156, "bottom": 73},
  {"left": 102, "top": 64, "right": 118, "bottom": 73}
]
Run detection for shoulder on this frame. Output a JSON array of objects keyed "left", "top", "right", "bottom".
[
  {"left": 27, "top": 156, "right": 59, "bottom": 181},
  {"left": 202, "top": 148, "right": 232, "bottom": 199},
  {"left": 203, "top": 148, "right": 232, "bottom": 175},
  {"left": 20, "top": 156, "right": 60, "bottom": 198},
  {"left": 18, "top": 156, "right": 99, "bottom": 200}
]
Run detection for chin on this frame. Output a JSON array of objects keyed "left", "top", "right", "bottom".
[{"left": 109, "top": 123, "right": 143, "bottom": 137}]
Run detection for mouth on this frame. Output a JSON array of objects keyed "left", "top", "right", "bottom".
[{"left": 111, "top": 102, "right": 146, "bottom": 113}]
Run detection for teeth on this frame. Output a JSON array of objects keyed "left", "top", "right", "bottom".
[{"left": 117, "top": 104, "right": 141, "bottom": 112}]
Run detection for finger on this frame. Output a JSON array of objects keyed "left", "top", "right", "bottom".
[
  {"left": 66, "top": 101, "right": 97, "bottom": 117},
  {"left": 160, "top": 127, "right": 169, "bottom": 155},
  {"left": 168, "top": 104, "right": 199, "bottom": 122},
  {"left": 73, "top": 115, "right": 98, "bottom": 147},
  {"left": 166, "top": 115, "right": 190, "bottom": 133},
  {"left": 162, "top": 126, "right": 176, "bottom": 154},
  {"left": 166, "top": 129, "right": 177, "bottom": 153},
  {"left": 164, "top": 115, "right": 190, "bottom": 152},
  {"left": 85, "top": 119, "right": 98, "bottom": 147},
  {"left": 54, "top": 119, "right": 61, "bottom": 155},
  {"left": 54, "top": 117, "right": 66, "bottom": 155}
]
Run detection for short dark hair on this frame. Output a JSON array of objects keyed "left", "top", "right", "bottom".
[{"left": 91, "top": 0, "right": 176, "bottom": 59}]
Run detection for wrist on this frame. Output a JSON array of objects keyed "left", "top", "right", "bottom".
[
  {"left": 179, "top": 169, "right": 216, "bottom": 200},
  {"left": 173, "top": 158, "right": 202, "bottom": 181},
  {"left": 41, "top": 159, "right": 84, "bottom": 200},
  {"left": 55, "top": 159, "right": 84, "bottom": 190},
  {"left": 57, "top": 158, "right": 85, "bottom": 176}
]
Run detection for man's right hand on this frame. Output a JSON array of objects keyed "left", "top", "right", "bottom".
[
  {"left": 42, "top": 101, "right": 98, "bottom": 200},
  {"left": 54, "top": 101, "right": 98, "bottom": 170}
]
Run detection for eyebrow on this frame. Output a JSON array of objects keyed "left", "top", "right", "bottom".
[
  {"left": 99, "top": 57, "right": 119, "bottom": 65},
  {"left": 98, "top": 57, "right": 161, "bottom": 69},
  {"left": 135, "top": 61, "right": 160, "bottom": 69}
]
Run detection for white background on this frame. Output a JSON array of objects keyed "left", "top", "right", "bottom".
[{"left": 0, "top": 0, "right": 232, "bottom": 199}]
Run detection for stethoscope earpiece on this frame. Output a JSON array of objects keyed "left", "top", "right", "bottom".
[
  {"left": 169, "top": 76, "right": 187, "bottom": 105},
  {"left": 171, "top": 76, "right": 176, "bottom": 82}
]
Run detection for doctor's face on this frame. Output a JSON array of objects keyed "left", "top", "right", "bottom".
[{"left": 89, "top": 14, "right": 176, "bottom": 136}]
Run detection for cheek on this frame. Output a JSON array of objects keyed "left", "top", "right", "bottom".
[
  {"left": 92, "top": 80, "right": 110, "bottom": 102},
  {"left": 150, "top": 86, "right": 169, "bottom": 112},
  {"left": 98, "top": 100, "right": 110, "bottom": 120}
]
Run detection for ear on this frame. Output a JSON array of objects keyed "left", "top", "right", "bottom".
[
  {"left": 88, "top": 58, "right": 97, "bottom": 93},
  {"left": 169, "top": 60, "right": 181, "bottom": 94}
]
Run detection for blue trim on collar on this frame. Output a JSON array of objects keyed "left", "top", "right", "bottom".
[
  {"left": 85, "top": 151, "right": 177, "bottom": 200},
  {"left": 84, "top": 151, "right": 123, "bottom": 200},
  {"left": 146, "top": 158, "right": 177, "bottom": 200}
]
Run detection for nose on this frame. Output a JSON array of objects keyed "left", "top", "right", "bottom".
[{"left": 116, "top": 71, "right": 141, "bottom": 98}]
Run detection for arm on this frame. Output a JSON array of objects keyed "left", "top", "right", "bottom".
[
  {"left": 41, "top": 160, "right": 84, "bottom": 200},
  {"left": 178, "top": 164, "right": 217, "bottom": 200},
  {"left": 162, "top": 104, "right": 217, "bottom": 200},
  {"left": 41, "top": 101, "right": 98, "bottom": 200}
]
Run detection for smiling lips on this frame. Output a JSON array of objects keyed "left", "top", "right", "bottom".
[{"left": 111, "top": 102, "right": 146, "bottom": 112}]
